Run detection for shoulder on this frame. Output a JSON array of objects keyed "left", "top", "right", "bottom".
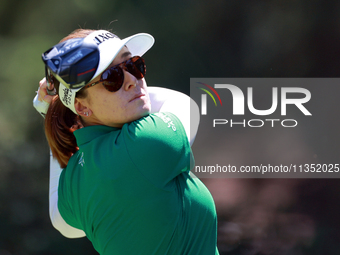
[
  {"left": 123, "top": 112, "right": 186, "bottom": 141},
  {"left": 120, "top": 112, "right": 189, "bottom": 156},
  {"left": 123, "top": 113, "right": 193, "bottom": 186}
]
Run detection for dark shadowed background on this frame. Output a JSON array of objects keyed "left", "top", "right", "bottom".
[{"left": 1, "top": 0, "right": 340, "bottom": 254}]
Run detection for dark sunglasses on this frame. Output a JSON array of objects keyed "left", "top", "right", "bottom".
[{"left": 83, "top": 56, "right": 146, "bottom": 92}]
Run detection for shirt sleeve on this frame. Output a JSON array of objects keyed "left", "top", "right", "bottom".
[
  {"left": 123, "top": 112, "right": 194, "bottom": 189},
  {"left": 49, "top": 153, "right": 86, "bottom": 238},
  {"left": 34, "top": 87, "right": 85, "bottom": 237}
]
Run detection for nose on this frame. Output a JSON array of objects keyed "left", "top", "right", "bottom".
[{"left": 122, "top": 69, "right": 138, "bottom": 91}]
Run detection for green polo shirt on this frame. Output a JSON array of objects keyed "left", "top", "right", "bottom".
[{"left": 58, "top": 112, "right": 219, "bottom": 255}]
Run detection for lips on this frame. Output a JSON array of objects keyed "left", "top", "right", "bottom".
[{"left": 129, "top": 93, "right": 145, "bottom": 102}]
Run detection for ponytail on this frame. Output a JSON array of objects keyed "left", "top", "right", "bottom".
[{"left": 45, "top": 95, "right": 82, "bottom": 168}]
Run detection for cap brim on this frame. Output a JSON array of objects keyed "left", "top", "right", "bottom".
[{"left": 84, "top": 31, "right": 154, "bottom": 82}]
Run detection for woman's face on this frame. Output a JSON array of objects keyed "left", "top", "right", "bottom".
[{"left": 76, "top": 47, "right": 151, "bottom": 128}]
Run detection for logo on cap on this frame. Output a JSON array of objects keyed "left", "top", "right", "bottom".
[
  {"left": 59, "top": 40, "right": 83, "bottom": 55},
  {"left": 93, "top": 32, "right": 117, "bottom": 45}
]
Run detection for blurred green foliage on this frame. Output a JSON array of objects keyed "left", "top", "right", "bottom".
[{"left": 1, "top": 0, "right": 340, "bottom": 254}]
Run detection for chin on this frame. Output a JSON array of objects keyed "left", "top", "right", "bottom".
[
  {"left": 139, "top": 108, "right": 151, "bottom": 118},
  {"left": 141, "top": 100, "right": 151, "bottom": 114},
  {"left": 129, "top": 108, "right": 150, "bottom": 123}
]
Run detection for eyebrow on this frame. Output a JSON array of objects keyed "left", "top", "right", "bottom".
[{"left": 120, "top": 51, "right": 132, "bottom": 59}]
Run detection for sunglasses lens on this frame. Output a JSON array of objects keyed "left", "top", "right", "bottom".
[
  {"left": 97, "top": 56, "right": 146, "bottom": 92},
  {"left": 101, "top": 67, "right": 124, "bottom": 92},
  {"left": 125, "top": 57, "right": 146, "bottom": 79}
]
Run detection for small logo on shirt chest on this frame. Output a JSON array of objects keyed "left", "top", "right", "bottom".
[{"left": 78, "top": 152, "right": 85, "bottom": 167}]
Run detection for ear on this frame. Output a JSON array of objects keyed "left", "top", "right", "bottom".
[{"left": 74, "top": 98, "right": 92, "bottom": 117}]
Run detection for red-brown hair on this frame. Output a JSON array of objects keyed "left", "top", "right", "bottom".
[{"left": 44, "top": 29, "right": 95, "bottom": 168}]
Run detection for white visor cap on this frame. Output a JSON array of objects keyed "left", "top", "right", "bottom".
[{"left": 59, "top": 30, "right": 154, "bottom": 114}]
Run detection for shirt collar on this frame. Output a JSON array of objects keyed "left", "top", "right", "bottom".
[{"left": 74, "top": 125, "right": 120, "bottom": 146}]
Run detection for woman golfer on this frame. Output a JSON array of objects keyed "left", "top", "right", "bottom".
[{"left": 34, "top": 29, "right": 219, "bottom": 255}]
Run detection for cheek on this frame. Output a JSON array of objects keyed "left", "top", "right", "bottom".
[
  {"left": 100, "top": 95, "right": 126, "bottom": 117},
  {"left": 89, "top": 92, "right": 111, "bottom": 115}
]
